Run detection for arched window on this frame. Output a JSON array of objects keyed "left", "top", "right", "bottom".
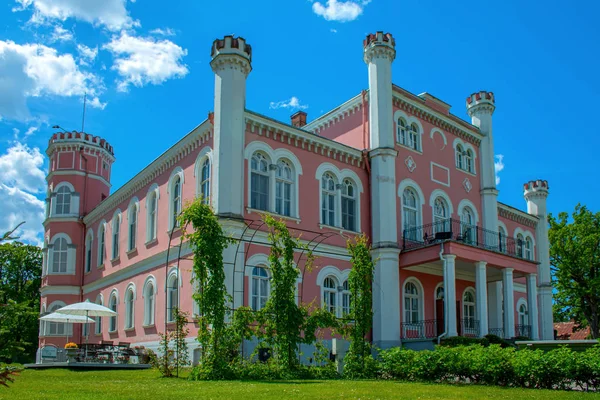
[
  {"left": 397, "top": 118, "right": 407, "bottom": 144},
  {"left": 250, "top": 152, "right": 270, "bottom": 211},
  {"left": 518, "top": 303, "right": 528, "bottom": 326},
  {"left": 111, "top": 213, "right": 120, "bottom": 260},
  {"left": 109, "top": 293, "right": 118, "bottom": 332},
  {"left": 456, "top": 144, "right": 464, "bottom": 170},
  {"left": 341, "top": 179, "right": 356, "bottom": 231},
  {"left": 147, "top": 190, "right": 158, "bottom": 242},
  {"left": 200, "top": 158, "right": 211, "bottom": 204},
  {"left": 498, "top": 226, "right": 507, "bottom": 253},
  {"left": 171, "top": 176, "right": 181, "bottom": 229},
  {"left": 516, "top": 233, "right": 524, "bottom": 258},
  {"left": 167, "top": 273, "right": 179, "bottom": 323},
  {"left": 465, "top": 149, "right": 474, "bottom": 173},
  {"left": 463, "top": 290, "right": 476, "bottom": 330},
  {"left": 95, "top": 295, "right": 103, "bottom": 334},
  {"left": 275, "top": 160, "right": 293, "bottom": 216},
  {"left": 251, "top": 267, "right": 269, "bottom": 311},
  {"left": 341, "top": 280, "right": 350, "bottom": 317},
  {"left": 144, "top": 280, "right": 155, "bottom": 326},
  {"left": 402, "top": 188, "right": 419, "bottom": 240},
  {"left": 525, "top": 237, "right": 533, "bottom": 260},
  {"left": 98, "top": 223, "right": 106, "bottom": 266},
  {"left": 51, "top": 237, "right": 68, "bottom": 273},
  {"left": 433, "top": 197, "right": 449, "bottom": 234},
  {"left": 404, "top": 281, "right": 421, "bottom": 323},
  {"left": 85, "top": 232, "right": 93, "bottom": 273},
  {"left": 55, "top": 186, "right": 71, "bottom": 215},
  {"left": 323, "top": 277, "right": 337, "bottom": 314},
  {"left": 321, "top": 173, "right": 337, "bottom": 226},
  {"left": 128, "top": 203, "right": 138, "bottom": 252},
  {"left": 125, "top": 287, "right": 135, "bottom": 329},
  {"left": 461, "top": 207, "right": 475, "bottom": 243},
  {"left": 408, "top": 123, "right": 420, "bottom": 151},
  {"left": 46, "top": 302, "right": 70, "bottom": 336}
]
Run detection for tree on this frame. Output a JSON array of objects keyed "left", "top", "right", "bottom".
[
  {"left": 0, "top": 241, "right": 42, "bottom": 363},
  {"left": 549, "top": 204, "right": 600, "bottom": 339}
]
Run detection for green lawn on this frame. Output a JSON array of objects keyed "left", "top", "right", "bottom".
[{"left": 2, "top": 368, "right": 598, "bottom": 399}]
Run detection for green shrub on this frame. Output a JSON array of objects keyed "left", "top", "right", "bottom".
[
  {"left": 439, "top": 336, "right": 489, "bottom": 347},
  {"left": 575, "top": 345, "right": 600, "bottom": 390},
  {"left": 379, "top": 347, "right": 418, "bottom": 380},
  {"left": 343, "top": 350, "right": 379, "bottom": 379}
]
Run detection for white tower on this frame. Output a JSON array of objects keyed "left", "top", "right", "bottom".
[
  {"left": 466, "top": 92, "right": 499, "bottom": 234},
  {"left": 210, "top": 35, "right": 252, "bottom": 218},
  {"left": 524, "top": 180, "right": 553, "bottom": 340},
  {"left": 364, "top": 32, "right": 401, "bottom": 350}
]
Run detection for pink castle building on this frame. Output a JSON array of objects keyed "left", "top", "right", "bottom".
[{"left": 38, "top": 32, "right": 553, "bottom": 361}]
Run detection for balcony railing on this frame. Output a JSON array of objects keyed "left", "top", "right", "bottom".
[
  {"left": 460, "top": 318, "right": 480, "bottom": 338},
  {"left": 400, "top": 319, "right": 481, "bottom": 340},
  {"left": 488, "top": 328, "right": 505, "bottom": 338},
  {"left": 515, "top": 324, "right": 532, "bottom": 338},
  {"left": 402, "top": 218, "right": 528, "bottom": 260}
]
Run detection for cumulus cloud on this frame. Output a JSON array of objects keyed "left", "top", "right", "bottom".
[
  {"left": 150, "top": 28, "right": 175, "bottom": 37},
  {"left": 87, "top": 96, "right": 107, "bottom": 110},
  {"left": 269, "top": 97, "right": 309, "bottom": 111},
  {"left": 77, "top": 44, "right": 98, "bottom": 65},
  {"left": 0, "top": 40, "right": 104, "bottom": 120},
  {"left": 103, "top": 31, "right": 188, "bottom": 92},
  {"left": 0, "top": 142, "right": 47, "bottom": 245},
  {"left": 311, "top": 0, "right": 371, "bottom": 22},
  {"left": 49, "top": 25, "right": 73, "bottom": 42},
  {"left": 495, "top": 154, "right": 505, "bottom": 185},
  {"left": 14, "top": 0, "right": 139, "bottom": 31},
  {"left": 25, "top": 126, "right": 38, "bottom": 136}
]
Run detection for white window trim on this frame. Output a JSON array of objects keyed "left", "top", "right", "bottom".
[
  {"left": 166, "top": 267, "right": 181, "bottom": 323},
  {"left": 457, "top": 199, "right": 480, "bottom": 227},
  {"left": 402, "top": 277, "right": 425, "bottom": 324},
  {"left": 124, "top": 282, "right": 136, "bottom": 330},
  {"left": 127, "top": 197, "right": 139, "bottom": 252},
  {"left": 48, "top": 233, "right": 76, "bottom": 275},
  {"left": 50, "top": 181, "right": 80, "bottom": 218},
  {"left": 433, "top": 282, "right": 444, "bottom": 321},
  {"left": 398, "top": 179, "right": 425, "bottom": 235},
  {"left": 111, "top": 209, "right": 122, "bottom": 261},
  {"left": 316, "top": 265, "right": 351, "bottom": 318},
  {"left": 452, "top": 138, "right": 477, "bottom": 175},
  {"left": 462, "top": 286, "right": 476, "bottom": 317},
  {"left": 245, "top": 253, "right": 302, "bottom": 305},
  {"left": 85, "top": 229, "right": 94, "bottom": 273},
  {"left": 97, "top": 220, "right": 107, "bottom": 268},
  {"left": 44, "top": 301, "right": 72, "bottom": 337},
  {"left": 95, "top": 294, "right": 104, "bottom": 335},
  {"left": 516, "top": 298, "right": 528, "bottom": 325},
  {"left": 108, "top": 289, "right": 119, "bottom": 333},
  {"left": 393, "top": 110, "right": 424, "bottom": 154},
  {"left": 145, "top": 184, "right": 160, "bottom": 243},
  {"left": 194, "top": 146, "right": 213, "bottom": 203},
  {"left": 167, "top": 167, "right": 184, "bottom": 232},
  {"left": 514, "top": 228, "right": 536, "bottom": 260},
  {"left": 429, "top": 189, "right": 454, "bottom": 221},
  {"left": 143, "top": 275, "right": 157, "bottom": 326}
]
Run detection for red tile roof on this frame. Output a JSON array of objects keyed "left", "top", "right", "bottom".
[{"left": 554, "top": 321, "right": 591, "bottom": 340}]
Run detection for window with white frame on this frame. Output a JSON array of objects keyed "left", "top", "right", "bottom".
[
  {"left": 125, "top": 286, "right": 135, "bottom": 329},
  {"left": 518, "top": 303, "right": 528, "bottom": 326},
  {"left": 251, "top": 266, "right": 269, "bottom": 311},
  {"left": 167, "top": 273, "right": 179, "bottom": 323},
  {"left": 403, "top": 281, "right": 421, "bottom": 323},
  {"left": 516, "top": 233, "right": 524, "bottom": 258},
  {"left": 498, "top": 226, "right": 507, "bottom": 253},
  {"left": 55, "top": 186, "right": 71, "bottom": 215},
  {"left": 128, "top": 202, "right": 138, "bottom": 252},
  {"left": 144, "top": 280, "right": 155, "bottom": 326},
  {"left": 463, "top": 290, "right": 476, "bottom": 329},
  {"left": 321, "top": 173, "right": 337, "bottom": 226},
  {"left": 455, "top": 144, "right": 464, "bottom": 170},
  {"left": 275, "top": 160, "right": 293, "bottom": 216},
  {"left": 46, "top": 303, "right": 69, "bottom": 336},
  {"left": 98, "top": 223, "right": 106, "bottom": 266},
  {"left": 323, "top": 277, "right": 337, "bottom": 314},
  {"left": 460, "top": 207, "right": 475, "bottom": 243},
  {"left": 51, "top": 237, "right": 68, "bottom": 273},
  {"left": 397, "top": 119, "right": 420, "bottom": 151},
  {"left": 433, "top": 197, "right": 450, "bottom": 234},
  {"left": 250, "top": 152, "right": 270, "bottom": 211},
  {"left": 402, "top": 188, "right": 419, "bottom": 241},
  {"left": 95, "top": 295, "right": 103, "bottom": 334},
  {"left": 525, "top": 237, "right": 533, "bottom": 260},
  {"left": 341, "top": 179, "right": 357, "bottom": 231},
  {"left": 111, "top": 213, "right": 120, "bottom": 260},
  {"left": 109, "top": 293, "right": 117, "bottom": 332},
  {"left": 397, "top": 118, "right": 407, "bottom": 144},
  {"left": 408, "top": 123, "right": 420, "bottom": 151},
  {"left": 85, "top": 232, "right": 93, "bottom": 273},
  {"left": 147, "top": 190, "right": 158, "bottom": 242},
  {"left": 465, "top": 149, "right": 474, "bottom": 173},
  {"left": 171, "top": 176, "right": 182, "bottom": 229},
  {"left": 341, "top": 280, "right": 350, "bottom": 317},
  {"left": 200, "top": 158, "right": 211, "bottom": 204}
]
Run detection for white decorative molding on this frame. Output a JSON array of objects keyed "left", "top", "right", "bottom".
[
  {"left": 463, "top": 178, "right": 472, "bottom": 193},
  {"left": 405, "top": 156, "right": 416, "bottom": 173},
  {"left": 430, "top": 162, "right": 450, "bottom": 187}
]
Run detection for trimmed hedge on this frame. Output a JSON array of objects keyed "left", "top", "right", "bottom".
[{"left": 378, "top": 344, "right": 600, "bottom": 390}]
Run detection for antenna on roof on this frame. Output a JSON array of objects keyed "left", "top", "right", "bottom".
[{"left": 81, "top": 92, "right": 87, "bottom": 134}]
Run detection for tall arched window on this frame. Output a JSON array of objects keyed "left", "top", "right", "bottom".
[
  {"left": 341, "top": 179, "right": 356, "bottom": 231},
  {"left": 251, "top": 267, "right": 269, "bottom": 311},
  {"left": 275, "top": 160, "right": 293, "bottom": 216},
  {"left": 55, "top": 186, "right": 71, "bottom": 215},
  {"left": 516, "top": 233, "right": 524, "bottom": 258},
  {"left": 95, "top": 295, "right": 103, "bottom": 334},
  {"left": 323, "top": 277, "right": 337, "bottom": 314},
  {"left": 167, "top": 273, "right": 179, "bottom": 323},
  {"left": 456, "top": 144, "right": 464, "bottom": 169},
  {"left": 109, "top": 293, "right": 118, "bottom": 332},
  {"left": 171, "top": 176, "right": 181, "bottom": 229},
  {"left": 111, "top": 213, "right": 120, "bottom": 260},
  {"left": 98, "top": 223, "right": 106, "bottom": 266},
  {"left": 51, "top": 237, "right": 68, "bottom": 273},
  {"left": 433, "top": 197, "right": 449, "bottom": 234},
  {"left": 128, "top": 203, "right": 137, "bottom": 251},
  {"left": 461, "top": 207, "right": 475, "bottom": 243},
  {"left": 463, "top": 290, "right": 476, "bottom": 330},
  {"left": 498, "top": 226, "right": 507, "bottom": 253},
  {"left": 144, "top": 281, "right": 155, "bottom": 326},
  {"left": 85, "top": 232, "right": 93, "bottom": 273},
  {"left": 404, "top": 281, "right": 420, "bottom": 323},
  {"left": 341, "top": 280, "right": 350, "bottom": 317},
  {"left": 250, "top": 152, "right": 270, "bottom": 211},
  {"left": 397, "top": 118, "right": 407, "bottom": 144},
  {"left": 200, "top": 158, "right": 211, "bottom": 204},
  {"left": 465, "top": 149, "right": 474, "bottom": 173},
  {"left": 147, "top": 190, "right": 158, "bottom": 242},
  {"left": 321, "top": 173, "right": 337, "bottom": 226},
  {"left": 408, "top": 123, "right": 420, "bottom": 151},
  {"left": 46, "top": 302, "right": 69, "bottom": 336},
  {"left": 402, "top": 188, "right": 419, "bottom": 240},
  {"left": 518, "top": 303, "right": 528, "bottom": 326},
  {"left": 525, "top": 237, "right": 533, "bottom": 260},
  {"left": 125, "top": 287, "right": 135, "bottom": 329}
]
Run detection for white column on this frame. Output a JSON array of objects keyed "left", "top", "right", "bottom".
[
  {"left": 526, "top": 273, "right": 539, "bottom": 340},
  {"left": 372, "top": 248, "right": 401, "bottom": 349},
  {"left": 475, "top": 261, "right": 488, "bottom": 337},
  {"left": 444, "top": 254, "right": 458, "bottom": 337},
  {"left": 502, "top": 268, "right": 515, "bottom": 338},
  {"left": 487, "top": 281, "right": 503, "bottom": 336}
]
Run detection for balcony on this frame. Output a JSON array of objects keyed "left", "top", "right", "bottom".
[
  {"left": 400, "top": 319, "right": 480, "bottom": 340},
  {"left": 401, "top": 218, "right": 528, "bottom": 261},
  {"left": 486, "top": 325, "right": 532, "bottom": 339}
]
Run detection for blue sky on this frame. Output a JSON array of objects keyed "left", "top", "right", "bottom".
[{"left": 1, "top": 0, "right": 599, "bottom": 243}]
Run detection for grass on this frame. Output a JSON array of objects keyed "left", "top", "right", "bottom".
[{"left": 2, "top": 368, "right": 599, "bottom": 399}]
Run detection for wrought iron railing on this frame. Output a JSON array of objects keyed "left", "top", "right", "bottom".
[
  {"left": 515, "top": 324, "right": 532, "bottom": 338},
  {"left": 460, "top": 318, "right": 480, "bottom": 337},
  {"left": 400, "top": 319, "right": 438, "bottom": 340},
  {"left": 402, "top": 218, "right": 527, "bottom": 260},
  {"left": 488, "top": 328, "right": 504, "bottom": 338}
]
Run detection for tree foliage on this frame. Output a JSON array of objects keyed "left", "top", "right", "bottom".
[{"left": 549, "top": 204, "right": 600, "bottom": 339}]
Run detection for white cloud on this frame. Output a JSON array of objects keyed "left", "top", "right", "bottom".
[
  {"left": 12, "top": 128, "right": 20, "bottom": 139},
  {"left": 50, "top": 25, "right": 73, "bottom": 42},
  {"left": 150, "top": 28, "right": 175, "bottom": 37},
  {"left": 14, "top": 0, "right": 138, "bottom": 31},
  {"left": 0, "top": 184, "right": 45, "bottom": 245},
  {"left": 312, "top": 0, "right": 370, "bottom": 22},
  {"left": 269, "top": 96, "right": 309, "bottom": 111},
  {"left": 0, "top": 40, "right": 104, "bottom": 121},
  {"left": 88, "top": 96, "right": 107, "bottom": 110},
  {"left": 25, "top": 126, "right": 38, "bottom": 136},
  {"left": 0, "top": 142, "right": 46, "bottom": 193},
  {"left": 330, "top": 28, "right": 338, "bottom": 33},
  {"left": 77, "top": 44, "right": 98, "bottom": 65},
  {"left": 103, "top": 32, "right": 188, "bottom": 92},
  {"left": 495, "top": 154, "right": 505, "bottom": 185}
]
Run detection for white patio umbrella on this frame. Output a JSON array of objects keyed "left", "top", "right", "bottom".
[
  {"left": 40, "top": 312, "right": 96, "bottom": 344},
  {"left": 56, "top": 300, "right": 117, "bottom": 360}
]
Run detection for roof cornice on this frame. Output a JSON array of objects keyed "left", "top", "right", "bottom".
[
  {"left": 83, "top": 120, "right": 212, "bottom": 225},
  {"left": 498, "top": 202, "right": 539, "bottom": 228},
  {"left": 303, "top": 93, "right": 364, "bottom": 134}
]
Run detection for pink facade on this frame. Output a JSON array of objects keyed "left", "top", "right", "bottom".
[{"left": 39, "top": 32, "right": 553, "bottom": 360}]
